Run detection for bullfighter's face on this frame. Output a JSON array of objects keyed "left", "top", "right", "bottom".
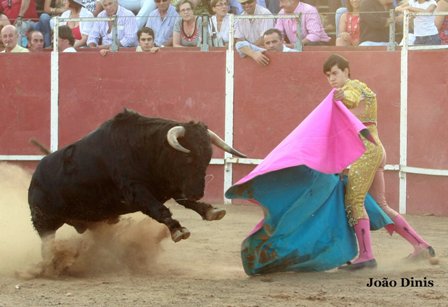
[{"left": 325, "top": 65, "right": 349, "bottom": 89}]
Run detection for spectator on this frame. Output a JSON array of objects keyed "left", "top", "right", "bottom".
[
  {"left": 0, "top": 9, "right": 10, "bottom": 26},
  {"left": 28, "top": 29, "right": 44, "bottom": 51},
  {"left": 236, "top": 28, "right": 297, "bottom": 66},
  {"left": 336, "top": 0, "right": 360, "bottom": 46},
  {"left": 1, "top": 24, "right": 29, "bottom": 52},
  {"left": 95, "top": 0, "right": 155, "bottom": 29},
  {"left": 234, "top": 0, "right": 274, "bottom": 46},
  {"left": 396, "top": 0, "right": 440, "bottom": 45},
  {"left": 59, "top": 0, "right": 94, "bottom": 48},
  {"left": 145, "top": 0, "right": 178, "bottom": 47},
  {"left": 265, "top": 0, "right": 280, "bottom": 14},
  {"left": 435, "top": 0, "right": 448, "bottom": 44},
  {"left": 209, "top": 0, "right": 230, "bottom": 47},
  {"left": 87, "top": 0, "right": 138, "bottom": 49},
  {"left": 136, "top": 26, "right": 159, "bottom": 52},
  {"left": 0, "top": 10, "right": 11, "bottom": 51},
  {"left": 1, "top": 0, "right": 52, "bottom": 47},
  {"left": 276, "top": 0, "right": 330, "bottom": 47},
  {"left": 173, "top": 0, "right": 202, "bottom": 47},
  {"left": 359, "top": 0, "right": 399, "bottom": 46},
  {"left": 40, "top": 0, "right": 69, "bottom": 46},
  {"left": 58, "top": 25, "right": 76, "bottom": 52},
  {"left": 229, "top": 0, "right": 268, "bottom": 14},
  {"left": 82, "top": 0, "right": 97, "bottom": 13}
]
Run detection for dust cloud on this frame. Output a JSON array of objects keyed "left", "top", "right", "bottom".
[
  {"left": 0, "top": 163, "right": 41, "bottom": 275},
  {"left": 0, "top": 162, "right": 170, "bottom": 279}
]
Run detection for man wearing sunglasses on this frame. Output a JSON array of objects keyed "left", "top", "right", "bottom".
[
  {"left": 145, "top": 0, "right": 178, "bottom": 47},
  {"left": 234, "top": 0, "right": 274, "bottom": 46}
]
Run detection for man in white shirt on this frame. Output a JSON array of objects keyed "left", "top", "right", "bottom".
[
  {"left": 234, "top": 0, "right": 274, "bottom": 46},
  {"left": 236, "top": 28, "right": 296, "bottom": 66},
  {"left": 58, "top": 25, "right": 77, "bottom": 52},
  {"left": 88, "top": 0, "right": 138, "bottom": 49}
]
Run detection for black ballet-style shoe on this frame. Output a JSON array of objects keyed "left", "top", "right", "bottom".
[{"left": 338, "top": 259, "right": 377, "bottom": 271}]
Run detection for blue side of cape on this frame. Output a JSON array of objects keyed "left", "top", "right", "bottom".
[{"left": 225, "top": 166, "right": 392, "bottom": 275}]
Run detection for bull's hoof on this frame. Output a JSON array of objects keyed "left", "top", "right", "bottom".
[
  {"left": 205, "top": 208, "right": 226, "bottom": 221},
  {"left": 171, "top": 227, "right": 190, "bottom": 242}
]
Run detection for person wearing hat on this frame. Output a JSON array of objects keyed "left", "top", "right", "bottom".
[
  {"left": 59, "top": 0, "right": 94, "bottom": 48},
  {"left": 234, "top": 0, "right": 274, "bottom": 46}
]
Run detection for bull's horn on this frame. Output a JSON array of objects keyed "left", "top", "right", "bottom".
[
  {"left": 167, "top": 126, "right": 190, "bottom": 154},
  {"left": 208, "top": 130, "right": 247, "bottom": 158}
]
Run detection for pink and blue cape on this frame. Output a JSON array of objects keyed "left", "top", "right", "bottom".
[{"left": 225, "top": 90, "right": 392, "bottom": 275}]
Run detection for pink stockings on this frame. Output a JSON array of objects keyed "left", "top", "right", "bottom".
[{"left": 352, "top": 218, "right": 374, "bottom": 264}]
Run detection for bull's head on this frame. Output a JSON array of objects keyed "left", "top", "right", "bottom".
[
  {"left": 167, "top": 126, "right": 246, "bottom": 158},
  {"left": 165, "top": 123, "right": 246, "bottom": 200}
]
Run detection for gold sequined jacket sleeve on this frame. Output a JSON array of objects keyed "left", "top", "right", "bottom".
[{"left": 341, "top": 79, "right": 378, "bottom": 124}]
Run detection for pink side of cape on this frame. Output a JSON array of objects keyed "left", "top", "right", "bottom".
[{"left": 235, "top": 90, "right": 367, "bottom": 186}]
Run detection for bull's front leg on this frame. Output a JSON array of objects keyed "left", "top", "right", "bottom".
[
  {"left": 125, "top": 185, "right": 190, "bottom": 242},
  {"left": 175, "top": 199, "right": 226, "bottom": 221}
]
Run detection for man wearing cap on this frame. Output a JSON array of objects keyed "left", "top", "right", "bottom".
[
  {"left": 87, "top": 0, "right": 138, "bottom": 49},
  {"left": 275, "top": 0, "right": 330, "bottom": 47},
  {"left": 145, "top": 0, "right": 178, "bottom": 47},
  {"left": 1, "top": 24, "right": 29, "bottom": 52},
  {"left": 234, "top": 0, "right": 274, "bottom": 46},
  {"left": 236, "top": 28, "right": 296, "bottom": 66}
]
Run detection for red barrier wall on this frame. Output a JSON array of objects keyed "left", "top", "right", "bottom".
[{"left": 0, "top": 49, "right": 446, "bottom": 215}]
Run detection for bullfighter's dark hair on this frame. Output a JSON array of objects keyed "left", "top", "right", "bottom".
[
  {"left": 323, "top": 54, "right": 351, "bottom": 78},
  {"left": 137, "top": 27, "right": 155, "bottom": 40}
]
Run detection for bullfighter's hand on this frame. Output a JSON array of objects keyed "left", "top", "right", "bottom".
[{"left": 333, "top": 88, "right": 345, "bottom": 101}]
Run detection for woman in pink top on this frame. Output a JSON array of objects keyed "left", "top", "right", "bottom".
[
  {"left": 435, "top": 0, "right": 448, "bottom": 44},
  {"left": 336, "top": 0, "right": 360, "bottom": 46}
]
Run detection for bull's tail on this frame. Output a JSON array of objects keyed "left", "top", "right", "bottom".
[{"left": 30, "top": 138, "right": 51, "bottom": 155}]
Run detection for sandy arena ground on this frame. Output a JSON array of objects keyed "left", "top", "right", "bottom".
[{"left": 0, "top": 163, "right": 447, "bottom": 306}]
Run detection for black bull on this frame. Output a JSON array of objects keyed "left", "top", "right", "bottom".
[{"left": 28, "top": 110, "right": 246, "bottom": 244}]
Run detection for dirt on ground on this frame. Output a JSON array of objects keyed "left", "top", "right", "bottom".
[{"left": 0, "top": 162, "right": 447, "bottom": 307}]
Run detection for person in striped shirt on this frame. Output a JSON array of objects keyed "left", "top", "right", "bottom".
[
  {"left": 275, "top": 0, "right": 330, "bottom": 47},
  {"left": 87, "top": 0, "right": 138, "bottom": 49}
]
